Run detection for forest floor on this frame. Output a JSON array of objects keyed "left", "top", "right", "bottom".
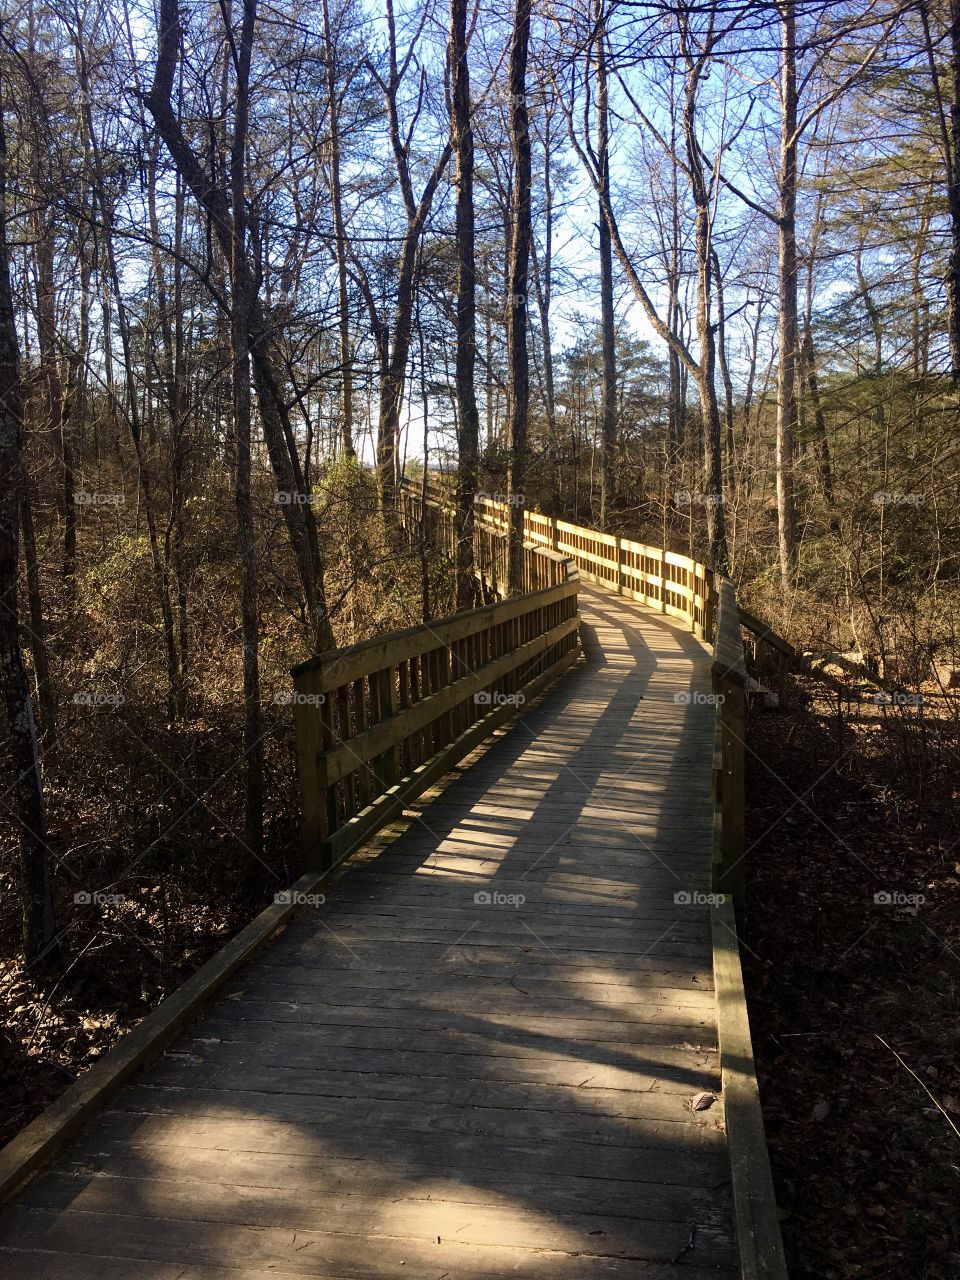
[
  {"left": 743, "top": 674, "right": 960, "bottom": 1279},
  {"left": 0, "top": 888, "right": 249, "bottom": 1148},
  {"left": 0, "top": 710, "right": 303, "bottom": 1150}
]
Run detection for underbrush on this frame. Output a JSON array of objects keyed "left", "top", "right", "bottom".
[{"left": 743, "top": 674, "right": 960, "bottom": 1279}]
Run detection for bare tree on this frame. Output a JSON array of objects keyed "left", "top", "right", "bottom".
[
  {"left": 146, "top": 0, "right": 334, "bottom": 648},
  {"left": 367, "top": 0, "right": 452, "bottom": 533},
  {"left": 506, "top": 0, "right": 532, "bottom": 589},
  {"left": 919, "top": 0, "right": 960, "bottom": 379},
  {"left": 228, "top": 0, "right": 265, "bottom": 858},
  {"left": 594, "top": 0, "right": 617, "bottom": 531},
  {"left": 322, "top": 0, "right": 357, "bottom": 458},
  {"left": 449, "top": 0, "right": 480, "bottom": 608},
  {"left": 0, "top": 61, "right": 58, "bottom": 966}
]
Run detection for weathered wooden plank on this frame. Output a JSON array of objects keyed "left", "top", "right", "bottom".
[
  {"left": 143, "top": 1052, "right": 721, "bottom": 1104},
  {"left": 204, "top": 1001, "right": 718, "bottom": 1047},
  {"left": 86, "top": 1106, "right": 729, "bottom": 1168},
  {"left": 177, "top": 1022, "right": 717, "bottom": 1065},
  {"left": 7, "top": 1180, "right": 736, "bottom": 1263},
  {"left": 43, "top": 1147, "right": 725, "bottom": 1220},
  {"left": 0, "top": 1230, "right": 733, "bottom": 1280},
  {"left": 110, "top": 1081, "right": 721, "bottom": 1137}
]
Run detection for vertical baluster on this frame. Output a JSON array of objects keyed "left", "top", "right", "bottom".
[
  {"left": 398, "top": 658, "right": 412, "bottom": 777},
  {"left": 353, "top": 677, "right": 370, "bottom": 810},
  {"left": 336, "top": 684, "right": 356, "bottom": 824}
]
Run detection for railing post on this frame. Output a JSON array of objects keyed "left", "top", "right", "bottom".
[
  {"left": 658, "top": 547, "right": 667, "bottom": 613},
  {"left": 777, "top": 648, "right": 790, "bottom": 708},
  {"left": 293, "top": 667, "right": 334, "bottom": 872},
  {"left": 715, "top": 668, "right": 746, "bottom": 915},
  {"left": 712, "top": 578, "right": 747, "bottom": 922},
  {"left": 703, "top": 574, "right": 716, "bottom": 642},
  {"left": 615, "top": 536, "right": 623, "bottom": 595}
]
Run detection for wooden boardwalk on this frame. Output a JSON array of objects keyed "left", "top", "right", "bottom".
[{"left": 0, "top": 586, "right": 736, "bottom": 1279}]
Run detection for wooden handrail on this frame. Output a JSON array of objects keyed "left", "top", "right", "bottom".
[
  {"left": 737, "top": 604, "right": 794, "bottom": 708},
  {"left": 400, "top": 478, "right": 716, "bottom": 639},
  {"left": 292, "top": 539, "right": 580, "bottom": 871},
  {"left": 400, "top": 479, "right": 795, "bottom": 916}
]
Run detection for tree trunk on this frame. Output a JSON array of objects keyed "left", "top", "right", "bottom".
[
  {"left": 0, "top": 83, "right": 58, "bottom": 967},
  {"left": 506, "top": 0, "right": 532, "bottom": 590},
  {"left": 20, "top": 481, "right": 56, "bottom": 749},
  {"left": 34, "top": 226, "right": 75, "bottom": 586},
  {"left": 595, "top": 0, "right": 617, "bottom": 532},
  {"left": 529, "top": 108, "right": 558, "bottom": 513},
  {"left": 711, "top": 250, "right": 736, "bottom": 509},
  {"left": 682, "top": 55, "right": 727, "bottom": 571},
  {"left": 322, "top": 0, "right": 356, "bottom": 458},
  {"left": 449, "top": 0, "right": 480, "bottom": 610},
  {"left": 776, "top": 0, "right": 799, "bottom": 591},
  {"left": 230, "top": 0, "right": 264, "bottom": 860},
  {"left": 948, "top": 0, "right": 960, "bottom": 378},
  {"left": 375, "top": 0, "right": 452, "bottom": 536}
]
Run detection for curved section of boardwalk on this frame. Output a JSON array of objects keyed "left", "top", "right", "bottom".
[{"left": 0, "top": 586, "right": 736, "bottom": 1279}]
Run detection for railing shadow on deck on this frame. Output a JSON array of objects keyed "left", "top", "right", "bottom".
[{"left": 397, "top": 481, "right": 790, "bottom": 1280}]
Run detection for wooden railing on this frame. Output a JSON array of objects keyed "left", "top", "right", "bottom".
[
  {"left": 400, "top": 485, "right": 570, "bottom": 597},
  {"left": 405, "top": 478, "right": 715, "bottom": 638},
  {"left": 738, "top": 604, "right": 795, "bottom": 708},
  {"left": 295, "top": 478, "right": 794, "bottom": 914},
  {"left": 291, "top": 546, "right": 579, "bottom": 871},
  {"left": 402, "top": 478, "right": 797, "bottom": 917}
]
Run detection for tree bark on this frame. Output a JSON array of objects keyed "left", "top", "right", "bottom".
[
  {"left": 322, "top": 0, "right": 356, "bottom": 458},
  {"left": 449, "top": 0, "right": 480, "bottom": 610},
  {"left": 374, "top": 0, "right": 452, "bottom": 535},
  {"left": 947, "top": 0, "right": 960, "bottom": 377},
  {"left": 595, "top": 0, "right": 617, "bottom": 532},
  {"left": 506, "top": 0, "right": 532, "bottom": 590},
  {"left": 0, "top": 76, "right": 58, "bottom": 967},
  {"left": 680, "top": 31, "right": 727, "bottom": 571},
  {"left": 800, "top": 198, "right": 834, "bottom": 507},
  {"left": 229, "top": 0, "right": 265, "bottom": 860},
  {"left": 775, "top": 0, "right": 799, "bottom": 591},
  {"left": 20, "top": 480, "right": 56, "bottom": 749}
]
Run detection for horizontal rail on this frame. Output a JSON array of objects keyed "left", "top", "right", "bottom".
[{"left": 738, "top": 604, "right": 794, "bottom": 707}]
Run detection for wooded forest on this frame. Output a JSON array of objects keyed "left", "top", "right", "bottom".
[{"left": 0, "top": 0, "right": 958, "bottom": 1273}]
